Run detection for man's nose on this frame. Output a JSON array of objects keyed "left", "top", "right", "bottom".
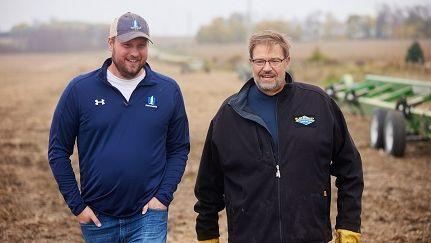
[
  {"left": 262, "top": 61, "right": 272, "bottom": 71},
  {"left": 130, "top": 46, "right": 139, "bottom": 56}
]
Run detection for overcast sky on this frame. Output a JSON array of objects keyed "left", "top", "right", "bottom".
[{"left": 0, "top": 0, "right": 428, "bottom": 36}]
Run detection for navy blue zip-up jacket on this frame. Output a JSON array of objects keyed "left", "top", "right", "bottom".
[
  {"left": 195, "top": 74, "right": 363, "bottom": 243},
  {"left": 48, "top": 58, "right": 190, "bottom": 217}
]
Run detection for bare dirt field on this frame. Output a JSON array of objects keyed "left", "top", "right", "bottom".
[{"left": 0, "top": 47, "right": 430, "bottom": 242}]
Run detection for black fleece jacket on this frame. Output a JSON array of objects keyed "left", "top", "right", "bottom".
[{"left": 195, "top": 74, "right": 363, "bottom": 243}]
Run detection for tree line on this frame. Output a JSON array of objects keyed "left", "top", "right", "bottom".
[
  {"left": 0, "top": 21, "right": 108, "bottom": 53},
  {"left": 196, "top": 4, "right": 431, "bottom": 43},
  {"left": 0, "top": 4, "right": 429, "bottom": 53}
]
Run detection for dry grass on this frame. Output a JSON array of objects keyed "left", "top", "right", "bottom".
[{"left": 158, "top": 38, "right": 431, "bottom": 62}]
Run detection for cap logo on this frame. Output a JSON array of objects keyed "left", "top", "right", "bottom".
[
  {"left": 130, "top": 20, "right": 142, "bottom": 31},
  {"left": 110, "top": 12, "right": 152, "bottom": 43}
]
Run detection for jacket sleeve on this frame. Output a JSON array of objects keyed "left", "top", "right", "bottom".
[
  {"left": 48, "top": 81, "right": 86, "bottom": 216},
  {"left": 154, "top": 87, "right": 190, "bottom": 207},
  {"left": 194, "top": 120, "right": 225, "bottom": 241},
  {"left": 329, "top": 99, "right": 364, "bottom": 233}
]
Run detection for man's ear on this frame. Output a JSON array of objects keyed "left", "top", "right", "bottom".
[
  {"left": 285, "top": 55, "right": 291, "bottom": 65},
  {"left": 283, "top": 55, "right": 291, "bottom": 71},
  {"left": 108, "top": 37, "right": 114, "bottom": 51}
]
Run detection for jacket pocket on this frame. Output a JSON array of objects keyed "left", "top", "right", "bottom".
[
  {"left": 227, "top": 201, "right": 278, "bottom": 243},
  {"left": 290, "top": 192, "right": 330, "bottom": 241}
]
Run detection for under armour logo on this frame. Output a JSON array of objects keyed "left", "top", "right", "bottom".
[
  {"left": 95, "top": 99, "right": 105, "bottom": 105},
  {"left": 130, "top": 20, "right": 142, "bottom": 31}
]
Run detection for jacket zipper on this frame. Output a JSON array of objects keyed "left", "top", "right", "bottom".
[
  {"left": 276, "top": 165, "right": 281, "bottom": 178},
  {"left": 276, "top": 161, "right": 282, "bottom": 243},
  {"left": 275, "top": 99, "right": 283, "bottom": 243}
]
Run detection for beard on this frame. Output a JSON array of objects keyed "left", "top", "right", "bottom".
[
  {"left": 256, "top": 79, "right": 280, "bottom": 92},
  {"left": 254, "top": 70, "right": 285, "bottom": 94},
  {"left": 111, "top": 50, "right": 146, "bottom": 79}
]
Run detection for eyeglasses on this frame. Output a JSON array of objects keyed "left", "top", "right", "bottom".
[{"left": 250, "top": 58, "right": 285, "bottom": 67}]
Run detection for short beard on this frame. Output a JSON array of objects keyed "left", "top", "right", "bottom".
[
  {"left": 256, "top": 80, "right": 279, "bottom": 92},
  {"left": 111, "top": 50, "right": 144, "bottom": 79},
  {"left": 253, "top": 70, "right": 285, "bottom": 95}
]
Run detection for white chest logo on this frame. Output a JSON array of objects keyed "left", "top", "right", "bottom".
[{"left": 95, "top": 99, "right": 105, "bottom": 105}]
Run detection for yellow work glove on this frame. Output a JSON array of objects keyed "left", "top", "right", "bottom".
[
  {"left": 335, "top": 229, "right": 361, "bottom": 243},
  {"left": 198, "top": 238, "right": 219, "bottom": 243}
]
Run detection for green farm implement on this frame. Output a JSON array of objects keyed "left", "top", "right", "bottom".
[{"left": 326, "top": 74, "right": 431, "bottom": 157}]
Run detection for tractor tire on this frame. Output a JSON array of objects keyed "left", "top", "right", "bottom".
[
  {"left": 383, "top": 111, "right": 406, "bottom": 157},
  {"left": 369, "top": 108, "right": 387, "bottom": 149}
]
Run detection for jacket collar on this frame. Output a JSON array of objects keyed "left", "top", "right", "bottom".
[{"left": 97, "top": 58, "right": 157, "bottom": 86}]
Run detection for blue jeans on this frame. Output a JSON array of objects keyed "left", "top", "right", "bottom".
[{"left": 80, "top": 209, "right": 168, "bottom": 243}]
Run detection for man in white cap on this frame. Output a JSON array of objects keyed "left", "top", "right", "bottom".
[{"left": 48, "top": 12, "right": 190, "bottom": 242}]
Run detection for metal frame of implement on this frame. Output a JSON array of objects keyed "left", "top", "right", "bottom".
[{"left": 326, "top": 74, "right": 431, "bottom": 157}]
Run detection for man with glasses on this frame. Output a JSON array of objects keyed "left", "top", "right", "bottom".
[{"left": 194, "top": 30, "right": 363, "bottom": 243}]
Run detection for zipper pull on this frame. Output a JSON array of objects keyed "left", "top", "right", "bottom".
[{"left": 276, "top": 165, "right": 281, "bottom": 178}]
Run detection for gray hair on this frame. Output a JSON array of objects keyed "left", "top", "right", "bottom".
[{"left": 249, "top": 30, "right": 291, "bottom": 59}]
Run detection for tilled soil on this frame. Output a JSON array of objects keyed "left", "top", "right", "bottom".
[{"left": 0, "top": 53, "right": 430, "bottom": 242}]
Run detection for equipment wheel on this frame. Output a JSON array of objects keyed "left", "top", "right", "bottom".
[
  {"left": 383, "top": 111, "right": 406, "bottom": 157},
  {"left": 369, "top": 108, "right": 387, "bottom": 149}
]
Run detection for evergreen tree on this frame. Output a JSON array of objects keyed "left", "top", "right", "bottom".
[{"left": 405, "top": 41, "right": 425, "bottom": 64}]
